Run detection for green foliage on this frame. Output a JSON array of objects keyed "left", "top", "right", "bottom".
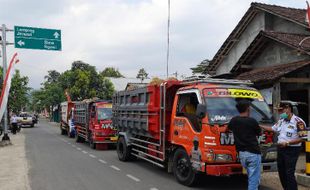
[
  {"left": 136, "top": 68, "right": 149, "bottom": 82},
  {"left": 0, "top": 66, "right": 31, "bottom": 113},
  {"left": 32, "top": 61, "right": 115, "bottom": 114},
  {"left": 8, "top": 70, "right": 31, "bottom": 113},
  {"left": 191, "top": 59, "right": 211, "bottom": 75},
  {"left": 100, "top": 67, "right": 124, "bottom": 78}
]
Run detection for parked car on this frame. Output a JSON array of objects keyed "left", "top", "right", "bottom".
[{"left": 17, "top": 112, "right": 35, "bottom": 127}]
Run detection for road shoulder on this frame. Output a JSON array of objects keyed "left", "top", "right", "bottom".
[{"left": 0, "top": 131, "right": 30, "bottom": 190}]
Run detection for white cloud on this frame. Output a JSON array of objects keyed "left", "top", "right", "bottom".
[{"left": 1, "top": 0, "right": 307, "bottom": 88}]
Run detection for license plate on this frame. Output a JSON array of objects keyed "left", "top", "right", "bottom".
[{"left": 110, "top": 136, "right": 118, "bottom": 141}]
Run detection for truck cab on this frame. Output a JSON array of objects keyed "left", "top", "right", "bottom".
[
  {"left": 89, "top": 102, "right": 117, "bottom": 147},
  {"left": 75, "top": 100, "right": 117, "bottom": 149},
  {"left": 171, "top": 83, "right": 277, "bottom": 179}
]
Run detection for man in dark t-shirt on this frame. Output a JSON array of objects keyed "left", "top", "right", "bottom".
[{"left": 228, "top": 99, "right": 261, "bottom": 190}]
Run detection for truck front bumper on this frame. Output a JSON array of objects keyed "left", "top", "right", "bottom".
[
  {"left": 205, "top": 163, "right": 242, "bottom": 176},
  {"left": 204, "top": 161, "right": 277, "bottom": 176},
  {"left": 93, "top": 136, "right": 118, "bottom": 144}
]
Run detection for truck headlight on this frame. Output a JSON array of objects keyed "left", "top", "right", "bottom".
[
  {"left": 265, "top": 151, "right": 277, "bottom": 160},
  {"left": 215, "top": 154, "right": 232, "bottom": 162}
]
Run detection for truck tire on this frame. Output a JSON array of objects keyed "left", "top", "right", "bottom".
[
  {"left": 88, "top": 132, "right": 96, "bottom": 149},
  {"left": 117, "top": 136, "right": 131, "bottom": 161},
  {"left": 173, "top": 148, "right": 197, "bottom": 186},
  {"left": 60, "top": 124, "right": 66, "bottom": 135},
  {"left": 89, "top": 139, "right": 96, "bottom": 149},
  {"left": 75, "top": 131, "right": 84, "bottom": 143}
]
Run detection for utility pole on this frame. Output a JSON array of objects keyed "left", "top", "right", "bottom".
[
  {"left": 172, "top": 71, "right": 178, "bottom": 79},
  {"left": 0, "top": 24, "right": 13, "bottom": 142},
  {"left": 166, "top": 0, "right": 171, "bottom": 79}
]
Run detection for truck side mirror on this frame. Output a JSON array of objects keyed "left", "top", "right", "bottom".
[{"left": 196, "top": 104, "right": 206, "bottom": 119}]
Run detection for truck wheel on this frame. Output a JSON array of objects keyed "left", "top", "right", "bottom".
[
  {"left": 117, "top": 136, "right": 131, "bottom": 161},
  {"left": 173, "top": 148, "right": 197, "bottom": 186},
  {"left": 90, "top": 140, "right": 96, "bottom": 149},
  {"left": 75, "top": 132, "right": 84, "bottom": 143},
  {"left": 60, "top": 124, "right": 66, "bottom": 135},
  {"left": 88, "top": 133, "right": 96, "bottom": 149}
]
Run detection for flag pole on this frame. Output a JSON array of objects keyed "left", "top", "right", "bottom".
[{"left": 1, "top": 24, "right": 10, "bottom": 142}]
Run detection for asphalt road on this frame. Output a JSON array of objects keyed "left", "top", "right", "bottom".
[{"left": 24, "top": 119, "right": 278, "bottom": 190}]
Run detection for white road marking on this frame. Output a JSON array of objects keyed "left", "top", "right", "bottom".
[
  {"left": 89, "top": 154, "right": 96, "bottom": 158},
  {"left": 126, "top": 174, "right": 140, "bottom": 182},
  {"left": 110, "top": 165, "right": 121, "bottom": 171},
  {"left": 150, "top": 188, "right": 159, "bottom": 190},
  {"left": 67, "top": 142, "right": 71, "bottom": 145},
  {"left": 99, "top": 159, "right": 107, "bottom": 164},
  {"left": 72, "top": 145, "right": 76, "bottom": 147},
  {"left": 77, "top": 147, "right": 82, "bottom": 151},
  {"left": 82, "top": 151, "right": 88, "bottom": 154}
]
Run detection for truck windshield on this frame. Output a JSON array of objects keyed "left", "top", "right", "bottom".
[
  {"left": 97, "top": 108, "right": 112, "bottom": 120},
  {"left": 205, "top": 97, "right": 273, "bottom": 124}
]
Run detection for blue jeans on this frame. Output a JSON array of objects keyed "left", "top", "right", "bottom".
[{"left": 239, "top": 151, "right": 261, "bottom": 190}]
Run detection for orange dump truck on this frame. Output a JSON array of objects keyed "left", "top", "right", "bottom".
[{"left": 113, "top": 78, "right": 277, "bottom": 186}]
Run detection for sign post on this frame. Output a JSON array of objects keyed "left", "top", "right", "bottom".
[
  {"left": 14, "top": 26, "right": 61, "bottom": 51},
  {"left": 0, "top": 24, "right": 13, "bottom": 142}
]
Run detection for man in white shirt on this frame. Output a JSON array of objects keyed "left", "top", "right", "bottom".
[
  {"left": 261, "top": 102, "right": 307, "bottom": 190},
  {"left": 10, "top": 114, "right": 18, "bottom": 134}
]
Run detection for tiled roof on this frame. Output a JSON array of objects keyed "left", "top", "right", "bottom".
[
  {"left": 205, "top": 2, "right": 309, "bottom": 74},
  {"left": 253, "top": 2, "right": 307, "bottom": 26},
  {"left": 236, "top": 60, "right": 310, "bottom": 83},
  {"left": 263, "top": 31, "right": 310, "bottom": 50}
]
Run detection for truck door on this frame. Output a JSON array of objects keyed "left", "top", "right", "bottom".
[
  {"left": 172, "top": 90, "right": 202, "bottom": 148},
  {"left": 90, "top": 105, "right": 96, "bottom": 130}
]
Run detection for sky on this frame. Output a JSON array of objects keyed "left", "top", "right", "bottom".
[{"left": 0, "top": 0, "right": 307, "bottom": 89}]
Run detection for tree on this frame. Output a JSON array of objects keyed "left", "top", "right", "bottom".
[
  {"left": 8, "top": 70, "right": 31, "bottom": 113},
  {"left": 57, "top": 61, "right": 114, "bottom": 101},
  {"left": 44, "top": 70, "right": 60, "bottom": 85},
  {"left": 136, "top": 68, "right": 149, "bottom": 82},
  {"left": 190, "top": 59, "right": 211, "bottom": 75},
  {"left": 100, "top": 67, "right": 124, "bottom": 78}
]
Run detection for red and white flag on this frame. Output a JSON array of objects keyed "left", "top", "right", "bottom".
[
  {"left": 306, "top": 1, "right": 310, "bottom": 28},
  {"left": 0, "top": 53, "right": 19, "bottom": 121}
]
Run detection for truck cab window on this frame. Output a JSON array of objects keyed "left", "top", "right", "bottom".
[{"left": 176, "top": 93, "right": 201, "bottom": 132}]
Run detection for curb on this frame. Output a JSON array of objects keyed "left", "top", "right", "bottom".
[{"left": 296, "top": 173, "right": 310, "bottom": 187}]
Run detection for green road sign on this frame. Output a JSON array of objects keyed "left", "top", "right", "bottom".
[{"left": 14, "top": 26, "right": 62, "bottom": 51}]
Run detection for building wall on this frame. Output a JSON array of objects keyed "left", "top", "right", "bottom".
[
  {"left": 252, "top": 42, "right": 309, "bottom": 68},
  {"left": 216, "top": 12, "right": 265, "bottom": 75},
  {"left": 216, "top": 11, "right": 309, "bottom": 75},
  {"left": 265, "top": 13, "right": 308, "bottom": 34}
]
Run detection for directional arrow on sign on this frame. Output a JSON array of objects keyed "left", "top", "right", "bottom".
[
  {"left": 17, "top": 40, "right": 25, "bottom": 46},
  {"left": 53, "top": 32, "right": 60, "bottom": 39}
]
